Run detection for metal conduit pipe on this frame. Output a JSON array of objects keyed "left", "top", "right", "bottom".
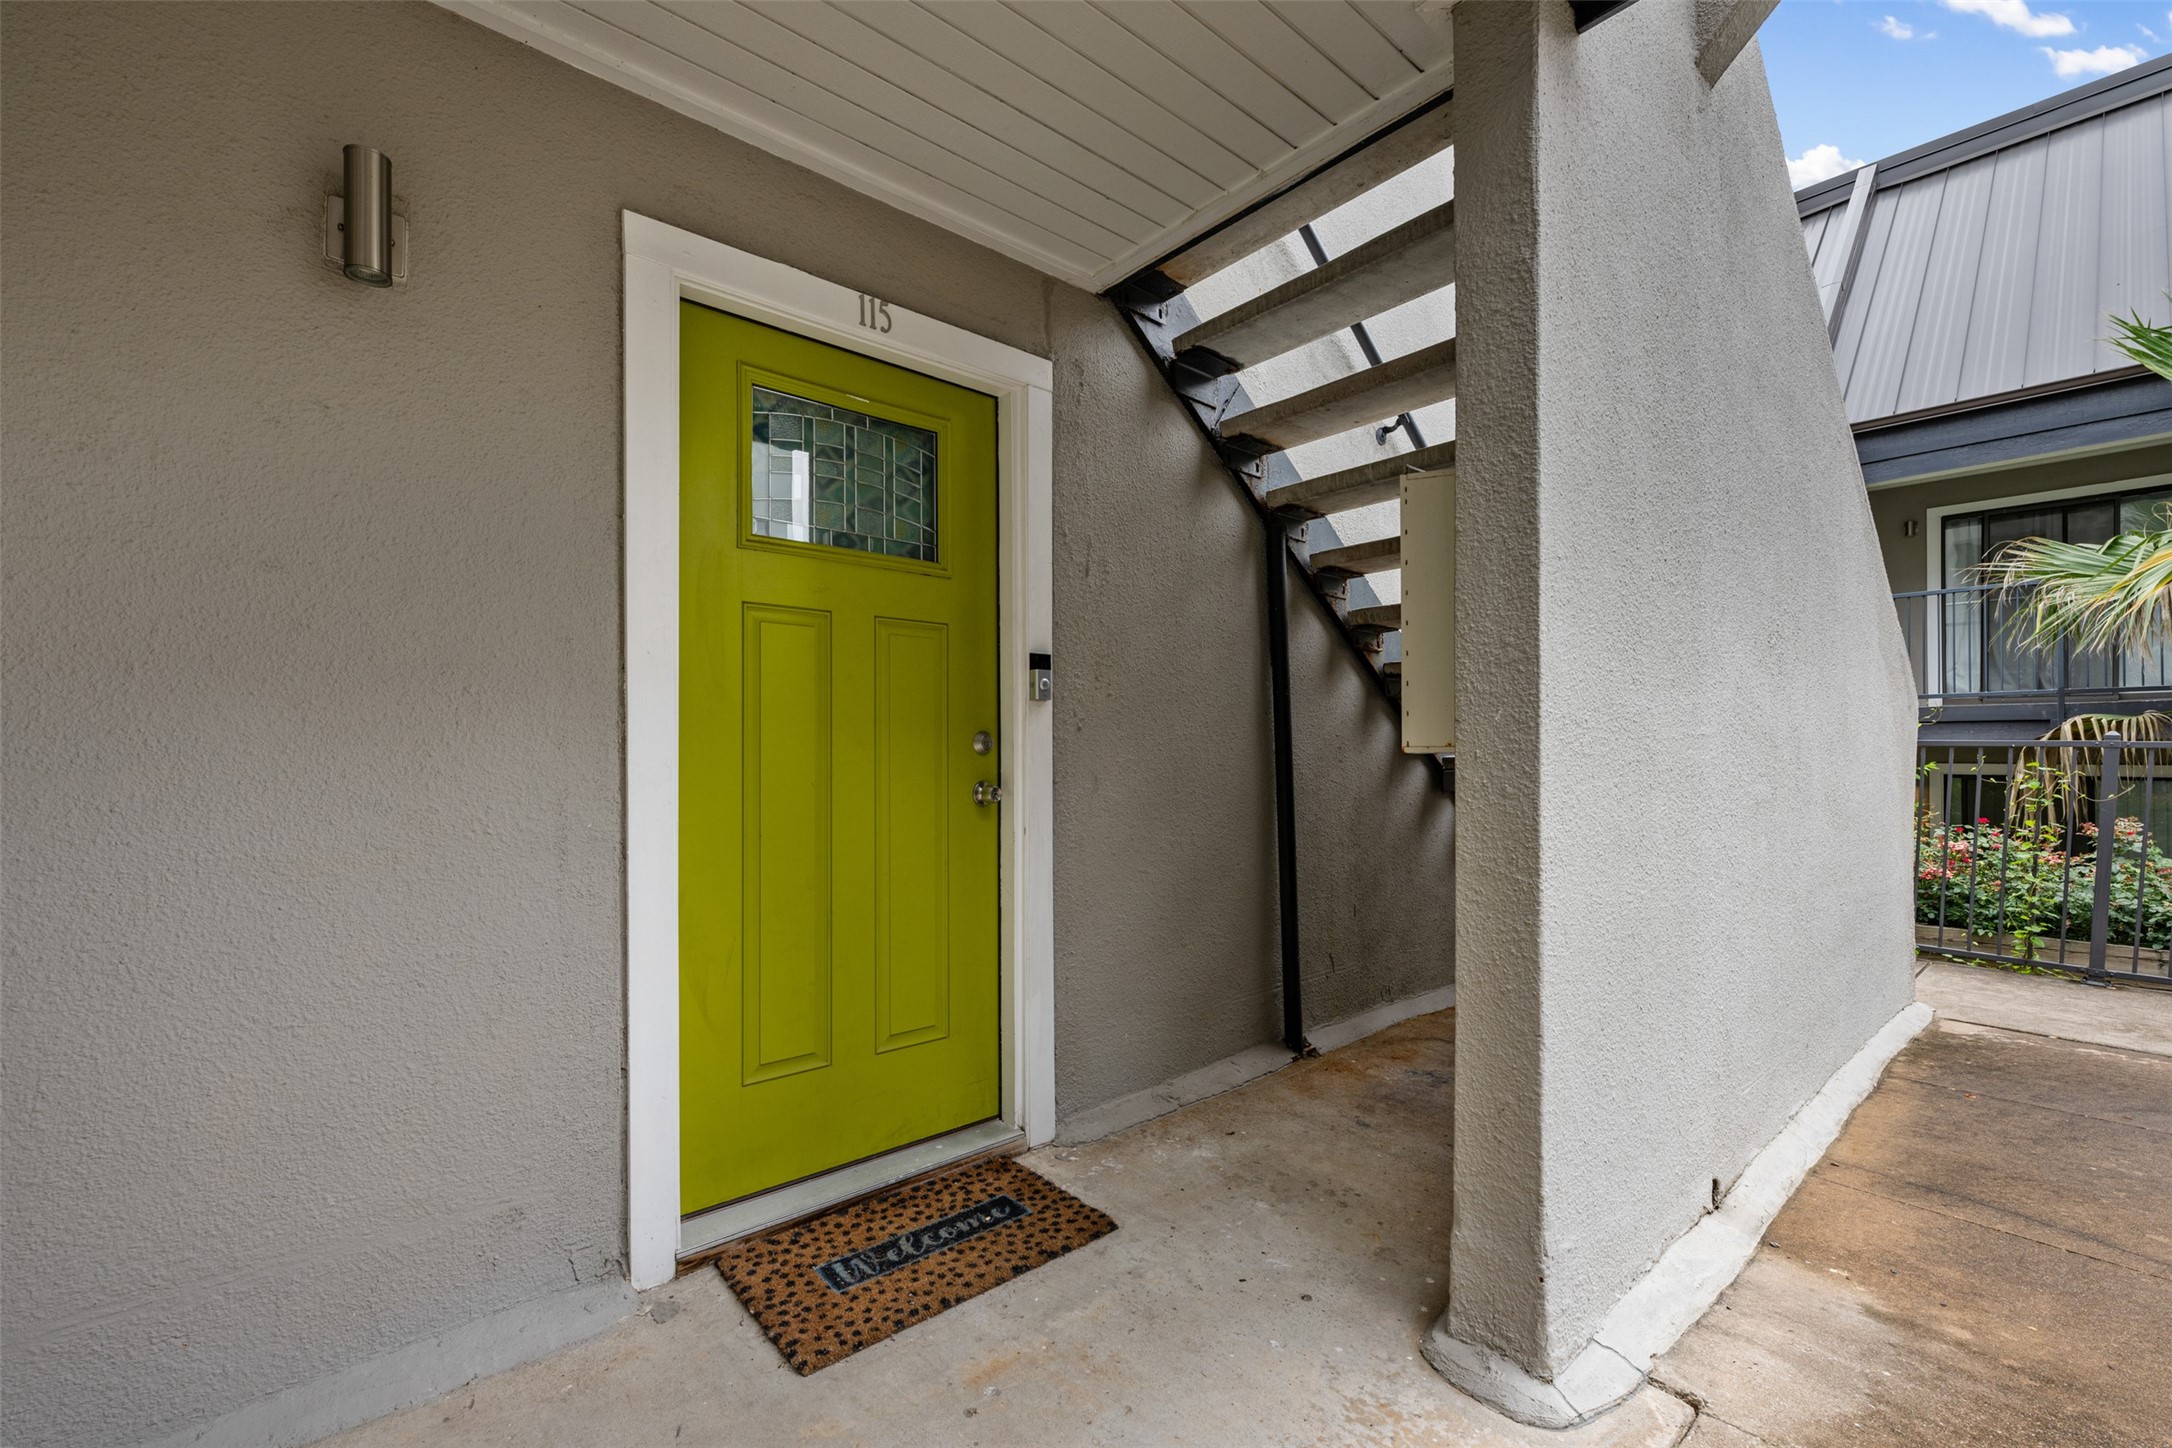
[{"left": 1263, "top": 518, "right": 1308, "bottom": 1055}]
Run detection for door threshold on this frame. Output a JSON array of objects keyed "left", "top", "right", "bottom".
[{"left": 676, "top": 1119, "right": 1025, "bottom": 1267}]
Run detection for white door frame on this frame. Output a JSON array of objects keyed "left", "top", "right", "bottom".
[{"left": 622, "top": 211, "right": 1056, "bottom": 1290}]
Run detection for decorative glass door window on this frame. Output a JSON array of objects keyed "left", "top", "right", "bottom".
[{"left": 751, "top": 386, "right": 938, "bottom": 562}]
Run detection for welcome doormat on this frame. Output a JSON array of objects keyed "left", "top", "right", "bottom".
[{"left": 715, "top": 1156, "right": 1116, "bottom": 1375}]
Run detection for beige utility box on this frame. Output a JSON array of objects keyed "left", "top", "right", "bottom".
[{"left": 1400, "top": 468, "right": 1455, "bottom": 754}]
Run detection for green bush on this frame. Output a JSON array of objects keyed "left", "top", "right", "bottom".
[{"left": 1916, "top": 786, "right": 2172, "bottom": 952}]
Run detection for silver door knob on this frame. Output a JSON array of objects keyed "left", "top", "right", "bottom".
[{"left": 974, "top": 781, "right": 1002, "bottom": 806}]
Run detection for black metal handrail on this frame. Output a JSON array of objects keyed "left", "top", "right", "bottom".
[
  {"left": 1893, "top": 584, "right": 2172, "bottom": 706},
  {"left": 1916, "top": 735, "right": 2172, "bottom": 986}
]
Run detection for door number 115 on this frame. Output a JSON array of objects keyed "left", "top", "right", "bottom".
[{"left": 858, "top": 294, "right": 893, "bottom": 333}]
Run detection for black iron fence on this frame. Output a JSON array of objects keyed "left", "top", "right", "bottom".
[
  {"left": 1894, "top": 584, "right": 2172, "bottom": 706},
  {"left": 1917, "top": 735, "right": 2172, "bottom": 985}
]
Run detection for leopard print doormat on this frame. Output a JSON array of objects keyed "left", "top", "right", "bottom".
[{"left": 714, "top": 1156, "right": 1116, "bottom": 1375}]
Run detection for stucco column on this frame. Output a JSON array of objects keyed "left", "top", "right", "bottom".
[
  {"left": 1432, "top": 0, "right": 1550, "bottom": 1387},
  {"left": 1427, "top": 0, "right": 1919, "bottom": 1428}
]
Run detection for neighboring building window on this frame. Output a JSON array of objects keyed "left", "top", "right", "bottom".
[
  {"left": 1941, "top": 486, "right": 2172, "bottom": 588},
  {"left": 1936, "top": 485, "right": 2172, "bottom": 697}
]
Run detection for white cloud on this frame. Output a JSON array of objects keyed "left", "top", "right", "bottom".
[
  {"left": 2143, "top": 23, "right": 2163, "bottom": 43},
  {"left": 1788, "top": 143, "right": 1867, "bottom": 188},
  {"left": 2040, "top": 43, "right": 2148, "bottom": 76},
  {"left": 1940, "top": 0, "right": 2075, "bottom": 38},
  {"left": 1879, "top": 15, "right": 1938, "bottom": 39}
]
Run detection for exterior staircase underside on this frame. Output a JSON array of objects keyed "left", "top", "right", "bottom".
[{"left": 1107, "top": 97, "right": 1457, "bottom": 755}]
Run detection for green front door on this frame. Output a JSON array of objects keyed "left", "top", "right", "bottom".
[{"left": 679, "top": 302, "right": 1002, "bottom": 1216}]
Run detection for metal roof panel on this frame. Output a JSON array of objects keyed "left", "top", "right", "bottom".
[
  {"left": 1955, "top": 136, "right": 2048, "bottom": 401},
  {"left": 2024, "top": 119, "right": 2105, "bottom": 388},
  {"left": 2096, "top": 95, "right": 2170, "bottom": 366},
  {"left": 1846, "top": 173, "right": 1947, "bottom": 423},
  {"left": 1831, "top": 187, "right": 1897, "bottom": 399},
  {"left": 1896, "top": 154, "right": 1995, "bottom": 414},
  {"left": 1809, "top": 67, "right": 2172, "bottom": 427},
  {"left": 1801, "top": 207, "right": 1831, "bottom": 269}
]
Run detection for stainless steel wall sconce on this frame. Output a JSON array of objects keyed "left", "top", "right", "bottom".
[{"left": 323, "top": 145, "right": 407, "bottom": 286}]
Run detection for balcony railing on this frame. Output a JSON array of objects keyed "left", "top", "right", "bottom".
[{"left": 1894, "top": 584, "right": 2172, "bottom": 707}]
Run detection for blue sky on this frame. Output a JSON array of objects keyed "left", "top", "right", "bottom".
[{"left": 1764, "top": 0, "right": 2167, "bottom": 185}]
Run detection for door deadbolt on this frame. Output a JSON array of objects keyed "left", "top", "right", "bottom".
[
  {"left": 972, "top": 731, "right": 993, "bottom": 755},
  {"left": 974, "top": 781, "right": 1002, "bottom": 806}
]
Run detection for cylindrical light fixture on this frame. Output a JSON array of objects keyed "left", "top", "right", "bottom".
[{"left": 341, "top": 144, "right": 394, "bottom": 287}]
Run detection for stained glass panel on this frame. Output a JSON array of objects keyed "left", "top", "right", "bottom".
[{"left": 751, "top": 386, "right": 938, "bottom": 562}]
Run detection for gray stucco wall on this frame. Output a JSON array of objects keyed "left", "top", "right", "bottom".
[
  {"left": 1867, "top": 440, "right": 2172, "bottom": 591},
  {"left": 1444, "top": 0, "right": 1917, "bottom": 1381},
  {"left": 0, "top": 6, "right": 1452, "bottom": 1445},
  {"left": 1047, "top": 285, "right": 1456, "bottom": 1115}
]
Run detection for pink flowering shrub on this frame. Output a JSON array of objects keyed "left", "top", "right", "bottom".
[{"left": 1917, "top": 797, "right": 2172, "bottom": 952}]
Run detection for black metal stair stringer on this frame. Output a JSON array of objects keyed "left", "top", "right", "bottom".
[{"left": 1115, "top": 296, "right": 1401, "bottom": 693}]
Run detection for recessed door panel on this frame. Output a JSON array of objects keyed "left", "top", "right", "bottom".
[
  {"left": 741, "top": 605, "right": 832, "bottom": 1083},
  {"left": 874, "top": 618, "right": 951, "bottom": 1053}
]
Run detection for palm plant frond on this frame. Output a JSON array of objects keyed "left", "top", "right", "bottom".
[
  {"left": 1972, "top": 307, "right": 2172, "bottom": 653},
  {"left": 2038, "top": 710, "right": 2172, "bottom": 744},
  {"left": 2006, "top": 711, "right": 2172, "bottom": 828},
  {"left": 2108, "top": 306, "right": 2172, "bottom": 383},
  {"left": 1975, "top": 529, "right": 2172, "bottom": 656}
]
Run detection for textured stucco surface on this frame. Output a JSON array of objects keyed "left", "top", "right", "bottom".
[
  {"left": 1283, "top": 554, "right": 1458, "bottom": 1027},
  {"left": 1, "top": 5, "right": 1452, "bottom": 1446},
  {"left": 1045, "top": 283, "right": 1454, "bottom": 1116},
  {"left": 1443, "top": 0, "right": 1917, "bottom": 1382}
]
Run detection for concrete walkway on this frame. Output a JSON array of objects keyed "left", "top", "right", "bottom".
[
  {"left": 313, "top": 964, "right": 2169, "bottom": 1447},
  {"left": 1915, "top": 956, "right": 2172, "bottom": 1058},
  {"left": 1659, "top": 963, "right": 2172, "bottom": 1446},
  {"left": 315, "top": 1010, "right": 1691, "bottom": 1448}
]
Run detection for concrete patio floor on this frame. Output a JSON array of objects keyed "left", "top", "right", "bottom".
[
  {"left": 315, "top": 1009, "right": 1692, "bottom": 1448},
  {"left": 314, "top": 963, "right": 2169, "bottom": 1447},
  {"left": 1660, "top": 962, "right": 2172, "bottom": 1447}
]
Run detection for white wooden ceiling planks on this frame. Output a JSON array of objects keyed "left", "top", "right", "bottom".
[{"left": 439, "top": 0, "right": 1457, "bottom": 290}]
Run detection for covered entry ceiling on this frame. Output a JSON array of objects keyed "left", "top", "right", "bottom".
[{"left": 441, "top": 1, "right": 1456, "bottom": 289}]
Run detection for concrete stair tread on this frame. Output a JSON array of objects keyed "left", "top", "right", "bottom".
[
  {"left": 1346, "top": 602, "right": 1402, "bottom": 630},
  {"left": 1220, "top": 339, "right": 1457, "bottom": 456},
  {"left": 1311, "top": 535, "right": 1401, "bottom": 576},
  {"left": 1262, "top": 441, "right": 1456, "bottom": 518},
  {"left": 1174, "top": 202, "right": 1455, "bottom": 373},
  {"left": 1154, "top": 101, "right": 1456, "bottom": 291}
]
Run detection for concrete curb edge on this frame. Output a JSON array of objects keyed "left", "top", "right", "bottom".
[{"left": 1423, "top": 999, "right": 1935, "bottom": 1429}]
